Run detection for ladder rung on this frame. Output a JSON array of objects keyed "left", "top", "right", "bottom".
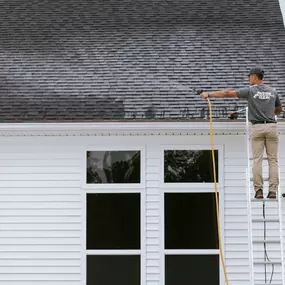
[
  {"left": 249, "top": 157, "right": 268, "bottom": 160},
  {"left": 254, "top": 260, "right": 282, "bottom": 265},
  {"left": 252, "top": 218, "right": 279, "bottom": 222},
  {"left": 250, "top": 177, "right": 269, "bottom": 181},
  {"left": 251, "top": 198, "right": 278, "bottom": 202},
  {"left": 253, "top": 239, "right": 280, "bottom": 243},
  {"left": 254, "top": 281, "right": 283, "bottom": 285}
]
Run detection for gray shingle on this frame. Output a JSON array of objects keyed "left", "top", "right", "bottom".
[{"left": 0, "top": 0, "right": 284, "bottom": 122}]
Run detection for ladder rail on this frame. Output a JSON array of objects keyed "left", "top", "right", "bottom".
[
  {"left": 274, "top": 112, "right": 284, "bottom": 285},
  {"left": 244, "top": 108, "right": 285, "bottom": 285},
  {"left": 246, "top": 106, "right": 255, "bottom": 285},
  {"left": 277, "top": 135, "right": 285, "bottom": 285}
]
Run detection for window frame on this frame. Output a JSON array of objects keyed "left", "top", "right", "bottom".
[
  {"left": 81, "top": 145, "right": 146, "bottom": 285},
  {"left": 160, "top": 144, "right": 224, "bottom": 191},
  {"left": 159, "top": 144, "right": 225, "bottom": 285}
]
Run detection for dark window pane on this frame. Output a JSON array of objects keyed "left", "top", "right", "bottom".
[
  {"left": 87, "top": 193, "right": 140, "bottom": 249},
  {"left": 87, "top": 255, "right": 140, "bottom": 285},
  {"left": 164, "top": 150, "right": 218, "bottom": 183},
  {"left": 165, "top": 255, "right": 219, "bottom": 285},
  {"left": 87, "top": 151, "right": 141, "bottom": 183},
  {"left": 165, "top": 193, "right": 218, "bottom": 249}
]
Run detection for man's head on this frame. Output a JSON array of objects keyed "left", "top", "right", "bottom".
[{"left": 248, "top": 67, "right": 264, "bottom": 85}]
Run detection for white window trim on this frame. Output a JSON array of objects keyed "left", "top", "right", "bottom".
[
  {"left": 159, "top": 144, "right": 225, "bottom": 285},
  {"left": 86, "top": 250, "right": 141, "bottom": 255},
  {"left": 164, "top": 249, "right": 220, "bottom": 255},
  {"left": 81, "top": 145, "right": 146, "bottom": 190},
  {"left": 81, "top": 145, "right": 146, "bottom": 285}
]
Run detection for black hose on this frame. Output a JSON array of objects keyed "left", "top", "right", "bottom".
[{"left": 263, "top": 201, "right": 274, "bottom": 283}]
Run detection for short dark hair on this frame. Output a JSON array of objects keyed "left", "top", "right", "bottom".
[
  {"left": 255, "top": 73, "right": 264, "bottom": 80},
  {"left": 248, "top": 67, "right": 264, "bottom": 80}
]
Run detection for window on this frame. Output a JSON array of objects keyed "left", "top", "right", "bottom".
[
  {"left": 164, "top": 150, "right": 218, "bottom": 183},
  {"left": 165, "top": 255, "right": 219, "bottom": 285},
  {"left": 86, "top": 150, "right": 141, "bottom": 184},
  {"left": 163, "top": 147, "right": 221, "bottom": 285},
  {"left": 87, "top": 255, "right": 140, "bottom": 285},
  {"left": 85, "top": 149, "right": 143, "bottom": 285},
  {"left": 87, "top": 194, "right": 140, "bottom": 250},
  {"left": 86, "top": 193, "right": 141, "bottom": 285},
  {"left": 165, "top": 193, "right": 218, "bottom": 250}
]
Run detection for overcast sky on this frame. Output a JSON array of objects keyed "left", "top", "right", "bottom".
[{"left": 280, "top": 0, "right": 285, "bottom": 27}]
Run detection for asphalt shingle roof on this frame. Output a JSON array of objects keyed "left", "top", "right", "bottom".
[{"left": 0, "top": 0, "right": 285, "bottom": 122}]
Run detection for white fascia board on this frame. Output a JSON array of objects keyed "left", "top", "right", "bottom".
[{"left": 0, "top": 121, "right": 284, "bottom": 136}]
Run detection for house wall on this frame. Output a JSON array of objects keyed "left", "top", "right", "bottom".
[{"left": 0, "top": 132, "right": 284, "bottom": 285}]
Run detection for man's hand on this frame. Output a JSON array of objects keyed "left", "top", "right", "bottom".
[{"left": 200, "top": 92, "right": 209, "bottom": 100}]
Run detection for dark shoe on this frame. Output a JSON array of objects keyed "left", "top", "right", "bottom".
[
  {"left": 267, "top": 191, "right": 276, "bottom": 199},
  {"left": 254, "top": 189, "right": 263, "bottom": 199}
]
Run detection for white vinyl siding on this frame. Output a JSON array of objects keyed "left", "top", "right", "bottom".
[
  {"left": 0, "top": 141, "right": 82, "bottom": 285},
  {"left": 0, "top": 132, "right": 284, "bottom": 285},
  {"left": 224, "top": 135, "right": 251, "bottom": 284},
  {"left": 145, "top": 144, "right": 161, "bottom": 285}
]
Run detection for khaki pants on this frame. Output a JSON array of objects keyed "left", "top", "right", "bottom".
[{"left": 251, "top": 123, "right": 279, "bottom": 193}]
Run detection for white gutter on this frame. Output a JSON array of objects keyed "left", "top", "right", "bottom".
[{"left": 0, "top": 121, "right": 284, "bottom": 136}]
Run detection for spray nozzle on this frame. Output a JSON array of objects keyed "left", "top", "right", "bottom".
[
  {"left": 196, "top": 89, "right": 204, "bottom": 95},
  {"left": 229, "top": 111, "right": 238, "bottom": 120},
  {"left": 229, "top": 108, "right": 247, "bottom": 120}
]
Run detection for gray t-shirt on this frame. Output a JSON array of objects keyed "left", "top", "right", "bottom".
[{"left": 236, "top": 84, "right": 281, "bottom": 123}]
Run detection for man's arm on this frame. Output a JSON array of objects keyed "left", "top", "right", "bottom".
[
  {"left": 200, "top": 90, "right": 238, "bottom": 99},
  {"left": 275, "top": 104, "right": 283, "bottom": 115}
]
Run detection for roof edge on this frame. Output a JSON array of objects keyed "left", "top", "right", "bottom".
[{"left": 0, "top": 121, "right": 285, "bottom": 136}]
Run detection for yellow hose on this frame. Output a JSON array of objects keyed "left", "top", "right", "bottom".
[{"left": 207, "top": 97, "right": 230, "bottom": 285}]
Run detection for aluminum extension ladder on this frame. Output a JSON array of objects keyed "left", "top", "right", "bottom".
[{"left": 245, "top": 107, "right": 284, "bottom": 285}]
